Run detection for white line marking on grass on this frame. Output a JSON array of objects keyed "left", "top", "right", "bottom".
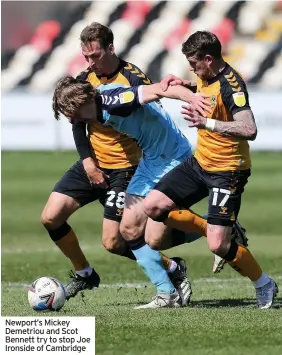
[
  {"left": 5, "top": 282, "right": 149, "bottom": 289},
  {"left": 5, "top": 276, "right": 282, "bottom": 290}
]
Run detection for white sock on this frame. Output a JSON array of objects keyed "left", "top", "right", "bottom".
[
  {"left": 253, "top": 272, "right": 270, "bottom": 289},
  {"left": 76, "top": 266, "right": 93, "bottom": 278},
  {"left": 167, "top": 259, "right": 177, "bottom": 274}
]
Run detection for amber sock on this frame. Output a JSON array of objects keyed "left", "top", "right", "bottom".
[
  {"left": 55, "top": 229, "right": 89, "bottom": 271},
  {"left": 165, "top": 209, "right": 207, "bottom": 236},
  {"left": 225, "top": 240, "right": 263, "bottom": 281}
]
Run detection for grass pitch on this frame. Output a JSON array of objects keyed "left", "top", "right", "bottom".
[{"left": 1, "top": 151, "right": 282, "bottom": 355}]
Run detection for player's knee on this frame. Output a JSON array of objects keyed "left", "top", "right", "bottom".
[
  {"left": 143, "top": 195, "right": 160, "bottom": 219},
  {"left": 144, "top": 205, "right": 170, "bottom": 223},
  {"left": 143, "top": 197, "right": 165, "bottom": 219},
  {"left": 145, "top": 229, "right": 163, "bottom": 250},
  {"left": 41, "top": 193, "right": 78, "bottom": 231},
  {"left": 207, "top": 224, "right": 232, "bottom": 256},
  {"left": 143, "top": 204, "right": 161, "bottom": 220},
  {"left": 145, "top": 236, "right": 161, "bottom": 251},
  {"left": 208, "top": 236, "right": 230, "bottom": 257},
  {"left": 120, "top": 222, "right": 142, "bottom": 241},
  {"left": 143, "top": 193, "right": 175, "bottom": 221},
  {"left": 40, "top": 210, "right": 60, "bottom": 230},
  {"left": 102, "top": 235, "right": 124, "bottom": 254}
]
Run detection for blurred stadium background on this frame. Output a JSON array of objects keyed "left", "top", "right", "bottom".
[{"left": 1, "top": 0, "right": 282, "bottom": 151}]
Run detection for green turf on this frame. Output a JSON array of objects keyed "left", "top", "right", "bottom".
[{"left": 1, "top": 151, "right": 282, "bottom": 355}]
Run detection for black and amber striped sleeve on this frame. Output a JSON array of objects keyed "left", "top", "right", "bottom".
[
  {"left": 121, "top": 60, "right": 153, "bottom": 86},
  {"left": 220, "top": 69, "right": 250, "bottom": 115}
]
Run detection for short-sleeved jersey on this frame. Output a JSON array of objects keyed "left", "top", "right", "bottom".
[
  {"left": 195, "top": 63, "right": 251, "bottom": 172},
  {"left": 96, "top": 84, "right": 191, "bottom": 162},
  {"left": 77, "top": 59, "right": 152, "bottom": 169}
]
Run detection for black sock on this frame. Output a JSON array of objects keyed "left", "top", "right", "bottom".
[
  {"left": 171, "top": 229, "right": 186, "bottom": 247},
  {"left": 126, "top": 235, "right": 146, "bottom": 250},
  {"left": 121, "top": 247, "right": 136, "bottom": 261}
]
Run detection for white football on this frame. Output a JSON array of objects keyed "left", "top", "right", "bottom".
[{"left": 28, "top": 276, "right": 66, "bottom": 312}]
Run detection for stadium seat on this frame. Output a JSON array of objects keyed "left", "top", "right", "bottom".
[
  {"left": 259, "top": 52, "right": 282, "bottom": 88},
  {"left": 189, "top": 1, "right": 235, "bottom": 32},
  {"left": 126, "top": 1, "right": 193, "bottom": 73},
  {"left": 30, "top": 21, "right": 61, "bottom": 52},
  {"left": 161, "top": 43, "right": 191, "bottom": 80},
  {"left": 1, "top": 20, "right": 61, "bottom": 92},
  {"left": 2, "top": 0, "right": 282, "bottom": 91},
  {"left": 122, "top": 1, "right": 152, "bottom": 28},
  {"left": 112, "top": 20, "right": 137, "bottom": 56},
  {"left": 164, "top": 18, "right": 191, "bottom": 50},
  {"left": 111, "top": 1, "right": 152, "bottom": 55},
  {"left": 159, "top": 1, "right": 239, "bottom": 84},
  {"left": 238, "top": 1, "right": 276, "bottom": 35},
  {"left": 67, "top": 54, "right": 87, "bottom": 77},
  {"left": 235, "top": 40, "right": 269, "bottom": 80},
  {"left": 29, "top": 1, "right": 126, "bottom": 91},
  {"left": 212, "top": 18, "right": 235, "bottom": 48},
  {"left": 84, "top": 1, "right": 116, "bottom": 25}
]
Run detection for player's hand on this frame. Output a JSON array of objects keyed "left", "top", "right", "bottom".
[
  {"left": 160, "top": 74, "right": 191, "bottom": 91},
  {"left": 181, "top": 105, "right": 207, "bottom": 128},
  {"left": 82, "top": 158, "right": 109, "bottom": 189},
  {"left": 188, "top": 93, "right": 212, "bottom": 117}
]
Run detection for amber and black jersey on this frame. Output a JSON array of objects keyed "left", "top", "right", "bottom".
[
  {"left": 74, "top": 59, "right": 152, "bottom": 169},
  {"left": 195, "top": 63, "right": 251, "bottom": 172}
]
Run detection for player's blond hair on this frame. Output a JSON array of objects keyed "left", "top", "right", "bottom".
[{"left": 52, "top": 76, "right": 100, "bottom": 120}]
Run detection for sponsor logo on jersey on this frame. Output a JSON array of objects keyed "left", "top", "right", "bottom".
[
  {"left": 119, "top": 91, "right": 135, "bottom": 104},
  {"left": 232, "top": 92, "right": 246, "bottom": 107}
]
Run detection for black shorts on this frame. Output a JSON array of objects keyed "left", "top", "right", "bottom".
[
  {"left": 154, "top": 156, "right": 251, "bottom": 227},
  {"left": 53, "top": 160, "right": 137, "bottom": 222}
]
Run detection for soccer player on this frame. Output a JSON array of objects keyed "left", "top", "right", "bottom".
[
  {"left": 52, "top": 75, "right": 212, "bottom": 308},
  {"left": 143, "top": 31, "right": 278, "bottom": 309},
  {"left": 41, "top": 22, "right": 200, "bottom": 302}
]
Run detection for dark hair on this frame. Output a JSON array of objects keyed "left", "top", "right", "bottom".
[
  {"left": 80, "top": 22, "right": 114, "bottom": 49},
  {"left": 52, "top": 76, "right": 100, "bottom": 120},
  {"left": 182, "top": 31, "right": 222, "bottom": 59}
]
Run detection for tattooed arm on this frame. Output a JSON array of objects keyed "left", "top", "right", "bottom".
[
  {"left": 213, "top": 109, "right": 257, "bottom": 140},
  {"left": 181, "top": 106, "right": 257, "bottom": 141}
]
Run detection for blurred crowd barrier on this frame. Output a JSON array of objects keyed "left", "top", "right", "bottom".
[{"left": 2, "top": 90, "right": 282, "bottom": 151}]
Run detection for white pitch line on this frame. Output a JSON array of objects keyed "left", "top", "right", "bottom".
[
  {"left": 4, "top": 276, "right": 282, "bottom": 290},
  {"left": 5, "top": 282, "right": 149, "bottom": 289}
]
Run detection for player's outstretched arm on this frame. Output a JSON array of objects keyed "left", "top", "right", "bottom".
[
  {"left": 181, "top": 105, "right": 257, "bottom": 141},
  {"left": 160, "top": 74, "right": 197, "bottom": 93},
  {"left": 140, "top": 83, "right": 211, "bottom": 117}
]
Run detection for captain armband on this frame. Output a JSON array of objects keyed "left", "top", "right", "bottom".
[{"left": 205, "top": 118, "right": 216, "bottom": 131}]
